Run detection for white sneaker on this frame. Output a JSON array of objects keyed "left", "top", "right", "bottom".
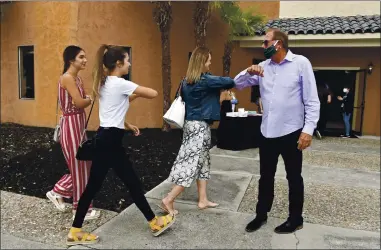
[
  {"left": 46, "top": 191, "right": 66, "bottom": 212},
  {"left": 72, "top": 209, "right": 101, "bottom": 221}
]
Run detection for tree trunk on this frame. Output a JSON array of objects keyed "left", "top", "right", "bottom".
[
  {"left": 222, "top": 41, "right": 234, "bottom": 77},
  {"left": 193, "top": 1, "right": 211, "bottom": 47},
  {"left": 161, "top": 29, "right": 171, "bottom": 132},
  {"left": 153, "top": 2, "right": 172, "bottom": 132}
]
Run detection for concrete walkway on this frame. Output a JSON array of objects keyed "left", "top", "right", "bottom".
[
  {"left": 1, "top": 137, "right": 380, "bottom": 249},
  {"left": 72, "top": 138, "right": 380, "bottom": 249}
]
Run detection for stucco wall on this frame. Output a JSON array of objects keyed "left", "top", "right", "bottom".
[
  {"left": 1, "top": 1, "right": 79, "bottom": 127},
  {"left": 75, "top": 1, "right": 163, "bottom": 130},
  {"left": 1, "top": 1, "right": 279, "bottom": 130},
  {"left": 280, "top": 1, "right": 380, "bottom": 18}
]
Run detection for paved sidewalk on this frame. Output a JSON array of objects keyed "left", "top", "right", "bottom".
[
  {"left": 1, "top": 233, "right": 65, "bottom": 249},
  {"left": 70, "top": 138, "right": 380, "bottom": 249},
  {"left": 1, "top": 137, "right": 380, "bottom": 249}
]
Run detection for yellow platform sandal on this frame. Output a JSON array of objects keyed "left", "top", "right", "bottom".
[
  {"left": 149, "top": 214, "right": 176, "bottom": 237},
  {"left": 66, "top": 227, "right": 99, "bottom": 246}
]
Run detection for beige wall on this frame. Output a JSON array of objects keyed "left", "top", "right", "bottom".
[{"left": 280, "top": 1, "right": 380, "bottom": 18}]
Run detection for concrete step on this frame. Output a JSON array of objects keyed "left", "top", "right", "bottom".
[
  {"left": 145, "top": 171, "right": 252, "bottom": 212},
  {"left": 210, "top": 154, "right": 259, "bottom": 175},
  {"left": 274, "top": 164, "right": 380, "bottom": 189},
  {"left": 210, "top": 154, "right": 380, "bottom": 189},
  {"left": 303, "top": 150, "right": 380, "bottom": 172},
  {"left": 210, "top": 146, "right": 259, "bottom": 159},
  {"left": 313, "top": 137, "right": 380, "bottom": 148},
  {"left": 310, "top": 142, "right": 380, "bottom": 155}
]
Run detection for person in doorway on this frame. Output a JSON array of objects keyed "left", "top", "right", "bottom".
[
  {"left": 337, "top": 86, "right": 354, "bottom": 138},
  {"left": 67, "top": 45, "right": 175, "bottom": 246},
  {"left": 255, "top": 96, "right": 263, "bottom": 114},
  {"left": 160, "top": 47, "right": 235, "bottom": 216},
  {"left": 46, "top": 45, "right": 101, "bottom": 220},
  {"left": 233, "top": 28, "right": 320, "bottom": 234},
  {"left": 315, "top": 82, "right": 332, "bottom": 139},
  {"left": 220, "top": 89, "right": 237, "bottom": 116}
]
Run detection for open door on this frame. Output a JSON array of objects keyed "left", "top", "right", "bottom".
[{"left": 352, "top": 69, "right": 367, "bottom": 135}]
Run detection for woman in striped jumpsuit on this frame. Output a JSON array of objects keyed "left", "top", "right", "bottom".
[{"left": 46, "top": 46, "right": 100, "bottom": 220}]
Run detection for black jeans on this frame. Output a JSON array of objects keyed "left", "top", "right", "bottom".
[
  {"left": 255, "top": 129, "right": 304, "bottom": 223},
  {"left": 72, "top": 127, "right": 155, "bottom": 228}
]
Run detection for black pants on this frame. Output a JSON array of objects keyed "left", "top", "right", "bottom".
[
  {"left": 256, "top": 129, "right": 304, "bottom": 223},
  {"left": 72, "top": 127, "right": 155, "bottom": 228}
]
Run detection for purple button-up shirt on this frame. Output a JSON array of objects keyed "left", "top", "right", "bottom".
[{"left": 234, "top": 50, "right": 320, "bottom": 138}]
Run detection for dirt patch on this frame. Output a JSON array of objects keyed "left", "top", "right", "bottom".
[{"left": 0, "top": 123, "right": 217, "bottom": 212}]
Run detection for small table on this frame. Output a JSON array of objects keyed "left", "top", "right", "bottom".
[{"left": 217, "top": 115, "right": 262, "bottom": 151}]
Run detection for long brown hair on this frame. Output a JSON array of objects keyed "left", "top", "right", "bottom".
[
  {"left": 185, "top": 46, "right": 211, "bottom": 84},
  {"left": 92, "top": 45, "right": 128, "bottom": 97},
  {"left": 62, "top": 45, "right": 83, "bottom": 74}
]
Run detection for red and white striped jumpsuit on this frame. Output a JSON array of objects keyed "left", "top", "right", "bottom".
[{"left": 52, "top": 76, "right": 93, "bottom": 211}]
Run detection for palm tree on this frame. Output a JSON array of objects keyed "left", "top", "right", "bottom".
[
  {"left": 211, "top": 2, "right": 264, "bottom": 76},
  {"left": 0, "top": 1, "right": 12, "bottom": 18},
  {"left": 193, "top": 1, "right": 211, "bottom": 47},
  {"left": 153, "top": 2, "right": 173, "bottom": 131}
]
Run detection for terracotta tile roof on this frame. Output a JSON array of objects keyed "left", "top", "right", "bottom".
[{"left": 254, "top": 15, "right": 380, "bottom": 35}]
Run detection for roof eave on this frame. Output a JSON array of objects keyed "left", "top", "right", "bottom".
[{"left": 233, "top": 33, "right": 381, "bottom": 48}]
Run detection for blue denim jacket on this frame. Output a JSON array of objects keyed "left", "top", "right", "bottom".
[{"left": 179, "top": 73, "right": 235, "bottom": 123}]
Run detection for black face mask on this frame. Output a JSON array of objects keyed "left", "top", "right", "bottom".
[{"left": 263, "top": 40, "right": 279, "bottom": 59}]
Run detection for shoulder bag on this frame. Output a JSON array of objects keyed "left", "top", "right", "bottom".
[{"left": 163, "top": 78, "right": 186, "bottom": 128}]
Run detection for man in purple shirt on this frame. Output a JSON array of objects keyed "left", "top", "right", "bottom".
[{"left": 234, "top": 28, "right": 320, "bottom": 234}]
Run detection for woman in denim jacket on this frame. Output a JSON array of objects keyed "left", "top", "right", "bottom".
[{"left": 159, "top": 47, "right": 236, "bottom": 215}]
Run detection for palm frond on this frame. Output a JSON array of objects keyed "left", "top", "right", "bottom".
[{"left": 211, "top": 1, "right": 265, "bottom": 39}]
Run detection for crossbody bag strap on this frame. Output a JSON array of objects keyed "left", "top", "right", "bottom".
[
  {"left": 80, "top": 97, "right": 96, "bottom": 143},
  {"left": 84, "top": 97, "right": 96, "bottom": 130}
]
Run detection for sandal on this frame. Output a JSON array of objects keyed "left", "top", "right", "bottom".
[
  {"left": 46, "top": 191, "right": 66, "bottom": 212},
  {"left": 66, "top": 227, "right": 99, "bottom": 246},
  {"left": 72, "top": 209, "right": 101, "bottom": 221},
  {"left": 149, "top": 214, "right": 175, "bottom": 237}
]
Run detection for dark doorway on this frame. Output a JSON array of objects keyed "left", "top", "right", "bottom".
[{"left": 313, "top": 70, "right": 359, "bottom": 137}]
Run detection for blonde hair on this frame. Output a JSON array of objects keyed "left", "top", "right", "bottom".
[
  {"left": 185, "top": 47, "right": 211, "bottom": 84},
  {"left": 92, "top": 45, "right": 128, "bottom": 97}
]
